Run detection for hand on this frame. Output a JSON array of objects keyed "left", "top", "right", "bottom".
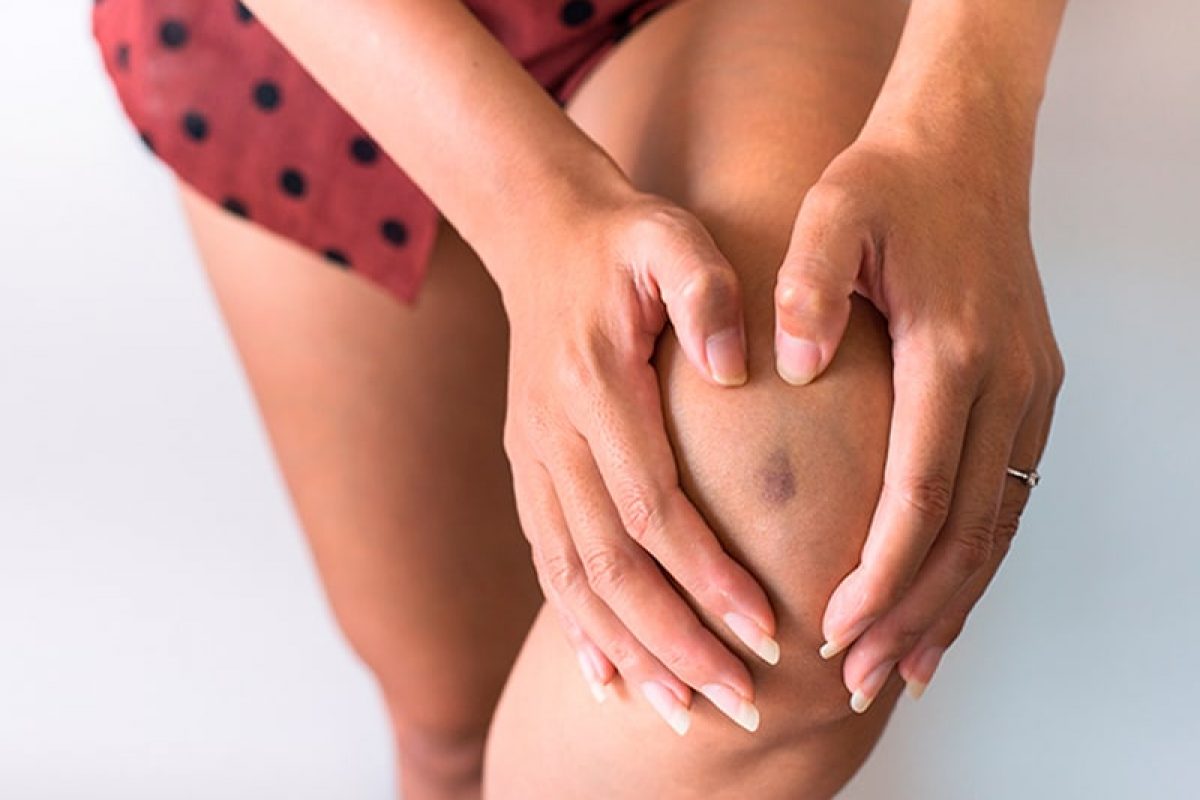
[
  {"left": 772, "top": 132, "right": 1064, "bottom": 710},
  {"left": 499, "top": 186, "right": 780, "bottom": 735}
]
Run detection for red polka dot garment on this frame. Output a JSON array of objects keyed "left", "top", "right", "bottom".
[{"left": 91, "top": 0, "right": 676, "bottom": 305}]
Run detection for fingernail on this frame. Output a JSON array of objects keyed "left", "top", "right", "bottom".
[
  {"left": 700, "top": 683, "right": 760, "bottom": 733},
  {"left": 576, "top": 650, "right": 609, "bottom": 704},
  {"left": 905, "top": 646, "right": 946, "bottom": 700},
  {"left": 776, "top": 333, "right": 821, "bottom": 386},
  {"left": 850, "top": 661, "right": 894, "bottom": 714},
  {"left": 723, "top": 612, "right": 781, "bottom": 666},
  {"left": 706, "top": 328, "right": 747, "bottom": 387},
  {"left": 818, "top": 615, "right": 874, "bottom": 661},
  {"left": 640, "top": 681, "right": 691, "bottom": 736}
]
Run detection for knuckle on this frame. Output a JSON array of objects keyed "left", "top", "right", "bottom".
[
  {"left": 556, "top": 347, "right": 596, "bottom": 397},
  {"left": 501, "top": 425, "right": 519, "bottom": 462},
  {"left": 802, "top": 180, "right": 856, "bottom": 218},
  {"left": 581, "top": 545, "right": 635, "bottom": 598},
  {"left": 617, "top": 485, "right": 667, "bottom": 544},
  {"left": 519, "top": 402, "right": 558, "bottom": 453},
  {"left": 931, "top": 615, "right": 967, "bottom": 650},
  {"left": 1049, "top": 347, "right": 1067, "bottom": 393},
  {"left": 775, "top": 271, "right": 845, "bottom": 321},
  {"left": 883, "top": 617, "right": 929, "bottom": 659},
  {"left": 540, "top": 550, "right": 584, "bottom": 597},
  {"left": 1006, "top": 356, "right": 1039, "bottom": 403},
  {"left": 679, "top": 264, "right": 738, "bottom": 309},
  {"left": 993, "top": 511, "right": 1022, "bottom": 551},
  {"left": 658, "top": 642, "right": 695, "bottom": 676},
  {"left": 891, "top": 473, "right": 955, "bottom": 527},
  {"left": 601, "top": 634, "right": 638, "bottom": 672},
  {"left": 948, "top": 522, "right": 994, "bottom": 576},
  {"left": 939, "top": 330, "right": 990, "bottom": 376}
]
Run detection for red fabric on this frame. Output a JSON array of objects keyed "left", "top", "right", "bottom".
[{"left": 92, "top": 0, "right": 675, "bottom": 304}]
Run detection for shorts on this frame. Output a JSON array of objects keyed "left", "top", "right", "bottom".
[{"left": 91, "top": 0, "right": 676, "bottom": 304}]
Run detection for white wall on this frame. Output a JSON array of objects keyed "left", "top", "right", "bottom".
[{"left": 1, "top": 2, "right": 1195, "bottom": 797}]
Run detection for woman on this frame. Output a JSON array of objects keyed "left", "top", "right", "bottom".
[{"left": 92, "top": 0, "right": 1066, "bottom": 797}]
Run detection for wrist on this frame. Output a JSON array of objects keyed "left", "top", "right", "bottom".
[
  {"left": 858, "top": 0, "right": 1065, "bottom": 181},
  {"left": 479, "top": 148, "right": 642, "bottom": 303}
]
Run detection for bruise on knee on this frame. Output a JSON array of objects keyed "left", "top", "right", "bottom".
[
  {"left": 757, "top": 448, "right": 797, "bottom": 507},
  {"left": 656, "top": 297, "right": 894, "bottom": 739}
]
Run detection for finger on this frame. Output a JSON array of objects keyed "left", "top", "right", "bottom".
[
  {"left": 774, "top": 183, "right": 870, "bottom": 385},
  {"left": 564, "top": 363, "right": 781, "bottom": 669},
  {"left": 898, "top": 381, "right": 1060, "bottom": 697},
  {"left": 510, "top": 462, "right": 618, "bottom": 703},
  {"left": 516, "top": 459, "right": 713, "bottom": 735},
  {"left": 544, "top": 436, "right": 763, "bottom": 731},
  {"left": 819, "top": 340, "right": 979, "bottom": 658},
  {"left": 640, "top": 215, "right": 748, "bottom": 387},
  {"left": 544, "top": 575, "right": 619, "bottom": 704},
  {"left": 837, "top": 389, "right": 1032, "bottom": 711}
]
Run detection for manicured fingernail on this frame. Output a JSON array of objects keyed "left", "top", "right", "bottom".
[
  {"left": 706, "top": 328, "right": 747, "bottom": 387},
  {"left": 723, "top": 612, "right": 781, "bottom": 666},
  {"left": 850, "top": 661, "right": 894, "bottom": 714},
  {"left": 576, "top": 651, "right": 609, "bottom": 704},
  {"left": 640, "top": 681, "right": 691, "bottom": 736},
  {"left": 818, "top": 615, "right": 874, "bottom": 661},
  {"left": 700, "top": 684, "right": 760, "bottom": 733},
  {"left": 905, "top": 646, "right": 946, "bottom": 700},
  {"left": 776, "top": 332, "right": 821, "bottom": 385}
]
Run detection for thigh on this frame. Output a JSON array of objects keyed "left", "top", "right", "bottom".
[
  {"left": 483, "top": 0, "right": 907, "bottom": 797},
  {"left": 177, "top": 181, "right": 542, "bottom": 739}
]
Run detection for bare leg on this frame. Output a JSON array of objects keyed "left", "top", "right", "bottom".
[
  {"left": 483, "top": 0, "right": 907, "bottom": 796},
  {"left": 178, "top": 183, "right": 541, "bottom": 800}
]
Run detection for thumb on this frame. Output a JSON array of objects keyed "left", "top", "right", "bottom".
[
  {"left": 774, "top": 185, "right": 868, "bottom": 385},
  {"left": 650, "top": 220, "right": 748, "bottom": 388}
]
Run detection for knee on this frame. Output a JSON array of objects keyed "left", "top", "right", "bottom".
[
  {"left": 656, "top": 291, "right": 894, "bottom": 743},
  {"left": 346, "top": 638, "right": 496, "bottom": 784},
  {"left": 380, "top": 675, "right": 491, "bottom": 788}
]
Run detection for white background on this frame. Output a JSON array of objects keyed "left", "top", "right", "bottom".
[{"left": 2, "top": 1, "right": 1197, "bottom": 797}]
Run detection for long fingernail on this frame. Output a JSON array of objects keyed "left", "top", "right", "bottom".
[
  {"left": 776, "top": 333, "right": 821, "bottom": 386},
  {"left": 640, "top": 681, "right": 691, "bottom": 736},
  {"left": 850, "top": 661, "right": 894, "bottom": 714},
  {"left": 905, "top": 646, "right": 946, "bottom": 700},
  {"left": 576, "top": 651, "right": 609, "bottom": 704},
  {"left": 706, "top": 328, "right": 747, "bottom": 387},
  {"left": 700, "top": 684, "right": 760, "bottom": 733},
  {"left": 818, "top": 615, "right": 874, "bottom": 661},
  {"left": 723, "top": 612, "right": 781, "bottom": 666}
]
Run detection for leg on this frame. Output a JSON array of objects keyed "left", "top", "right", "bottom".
[
  {"left": 483, "top": 0, "right": 907, "bottom": 796},
  {"left": 177, "top": 182, "right": 542, "bottom": 800}
]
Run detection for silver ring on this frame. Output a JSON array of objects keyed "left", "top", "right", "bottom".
[{"left": 1006, "top": 466, "right": 1040, "bottom": 489}]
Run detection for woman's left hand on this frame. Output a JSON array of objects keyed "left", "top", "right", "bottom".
[{"left": 772, "top": 128, "right": 1065, "bottom": 710}]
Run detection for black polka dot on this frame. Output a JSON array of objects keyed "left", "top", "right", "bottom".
[
  {"left": 182, "top": 111, "right": 209, "bottom": 142},
  {"left": 252, "top": 80, "right": 282, "bottom": 111},
  {"left": 159, "top": 19, "right": 189, "bottom": 49},
  {"left": 380, "top": 219, "right": 409, "bottom": 246},
  {"left": 349, "top": 136, "right": 379, "bottom": 165},
  {"left": 279, "top": 168, "right": 307, "bottom": 198},
  {"left": 234, "top": 2, "right": 254, "bottom": 23},
  {"left": 221, "top": 197, "right": 249, "bottom": 218},
  {"left": 560, "top": 0, "right": 594, "bottom": 26},
  {"left": 323, "top": 249, "right": 351, "bottom": 267},
  {"left": 115, "top": 43, "right": 130, "bottom": 70},
  {"left": 138, "top": 131, "right": 155, "bottom": 153}
]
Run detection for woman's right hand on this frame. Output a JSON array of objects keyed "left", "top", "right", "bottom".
[{"left": 496, "top": 186, "right": 779, "bottom": 735}]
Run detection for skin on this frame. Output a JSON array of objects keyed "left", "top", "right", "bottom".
[
  {"left": 176, "top": 0, "right": 1067, "bottom": 795},
  {"left": 485, "top": 2, "right": 907, "bottom": 795},
  {"left": 178, "top": 183, "right": 540, "bottom": 798}
]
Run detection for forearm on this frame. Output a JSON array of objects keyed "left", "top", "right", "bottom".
[
  {"left": 241, "top": 0, "right": 633, "bottom": 286},
  {"left": 862, "top": 0, "right": 1069, "bottom": 173}
]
